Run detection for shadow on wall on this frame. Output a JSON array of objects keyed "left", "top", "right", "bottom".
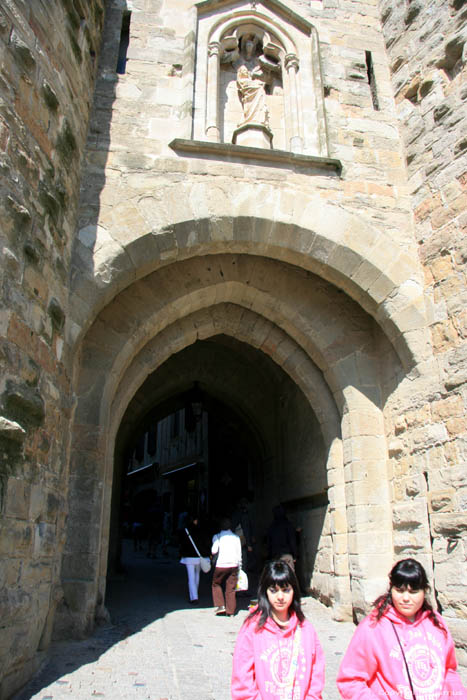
[
  {"left": 52, "top": 0, "right": 129, "bottom": 641},
  {"left": 70, "top": 0, "right": 129, "bottom": 279},
  {"left": 282, "top": 497, "right": 327, "bottom": 596}
]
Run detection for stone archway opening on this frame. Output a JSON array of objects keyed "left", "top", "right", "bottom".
[
  {"left": 108, "top": 335, "right": 329, "bottom": 596},
  {"left": 59, "top": 242, "right": 413, "bottom": 637}
]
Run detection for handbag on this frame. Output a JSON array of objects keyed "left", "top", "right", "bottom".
[
  {"left": 185, "top": 528, "right": 211, "bottom": 573},
  {"left": 236, "top": 568, "right": 248, "bottom": 591}
]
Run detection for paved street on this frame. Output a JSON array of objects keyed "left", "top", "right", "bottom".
[{"left": 13, "top": 544, "right": 355, "bottom": 699}]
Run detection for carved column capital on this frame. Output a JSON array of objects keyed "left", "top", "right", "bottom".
[
  {"left": 208, "top": 41, "right": 222, "bottom": 58},
  {"left": 284, "top": 53, "right": 299, "bottom": 72}
]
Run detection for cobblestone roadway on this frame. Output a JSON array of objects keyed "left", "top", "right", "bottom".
[{"left": 15, "top": 542, "right": 355, "bottom": 700}]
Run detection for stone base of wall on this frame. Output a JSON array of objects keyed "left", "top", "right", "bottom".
[{"left": 0, "top": 652, "right": 45, "bottom": 700}]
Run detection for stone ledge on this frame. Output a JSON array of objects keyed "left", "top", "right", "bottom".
[{"left": 169, "top": 138, "right": 342, "bottom": 175}]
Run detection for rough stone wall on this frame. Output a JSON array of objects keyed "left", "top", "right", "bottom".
[
  {"left": 378, "top": 0, "right": 467, "bottom": 662},
  {"left": 0, "top": 1, "right": 104, "bottom": 697}
]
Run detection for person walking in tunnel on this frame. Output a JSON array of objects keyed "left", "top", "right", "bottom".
[
  {"left": 337, "top": 558, "right": 467, "bottom": 700},
  {"left": 211, "top": 517, "right": 242, "bottom": 616},
  {"left": 231, "top": 559, "right": 325, "bottom": 700},
  {"left": 179, "top": 514, "right": 209, "bottom": 604},
  {"left": 267, "top": 504, "right": 297, "bottom": 571}
]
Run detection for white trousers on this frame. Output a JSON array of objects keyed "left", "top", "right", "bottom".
[{"left": 183, "top": 557, "right": 201, "bottom": 601}]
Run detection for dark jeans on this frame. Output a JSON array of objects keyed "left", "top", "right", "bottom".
[{"left": 212, "top": 567, "right": 238, "bottom": 615}]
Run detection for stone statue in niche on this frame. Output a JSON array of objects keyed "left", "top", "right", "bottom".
[
  {"left": 236, "top": 64, "right": 269, "bottom": 127},
  {"left": 222, "top": 32, "right": 280, "bottom": 129},
  {"left": 221, "top": 29, "right": 281, "bottom": 148}
]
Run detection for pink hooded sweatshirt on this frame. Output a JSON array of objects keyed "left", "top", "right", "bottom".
[
  {"left": 231, "top": 610, "right": 325, "bottom": 700},
  {"left": 337, "top": 604, "right": 467, "bottom": 700}
]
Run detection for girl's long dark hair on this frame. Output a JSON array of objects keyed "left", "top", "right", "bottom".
[
  {"left": 373, "top": 558, "right": 443, "bottom": 631},
  {"left": 247, "top": 559, "right": 305, "bottom": 630}
]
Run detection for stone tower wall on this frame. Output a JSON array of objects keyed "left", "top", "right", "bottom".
[
  {"left": 0, "top": 2, "right": 105, "bottom": 697},
  {"left": 379, "top": 0, "right": 467, "bottom": 656}
]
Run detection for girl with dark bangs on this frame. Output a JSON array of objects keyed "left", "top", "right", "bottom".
[
  {"left": 373, "top": 557, "right": 441, "bottom": 627},
  {"left": 337, "top": 558, "right": 466, "bottom": 700},
  {"left": 231, "top": 559, "right": 325, "bottom": 700}
]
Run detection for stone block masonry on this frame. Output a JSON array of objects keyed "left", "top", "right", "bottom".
[
  {"left": 0, "top": 1, "right": 105, "bottom": 697},
  {"left": 379, "top": 0, "right": 467, "bottom": 661}
]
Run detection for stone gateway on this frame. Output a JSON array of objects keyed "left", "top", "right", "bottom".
[{"left": 0, "top": 0, "right": 466, "bottom": 697}]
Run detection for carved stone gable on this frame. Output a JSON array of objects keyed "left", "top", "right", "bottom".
[{"left": 193, "top": 0, "right": 328, "bottom": 156}]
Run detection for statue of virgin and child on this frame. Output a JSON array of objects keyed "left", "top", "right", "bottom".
[{"left": 233, "top": 35, "right": 279, "bottom": 128}]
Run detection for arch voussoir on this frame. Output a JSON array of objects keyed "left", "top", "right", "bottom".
[{"left": 71, "top": 183, "right": 429, "bottom": 370}]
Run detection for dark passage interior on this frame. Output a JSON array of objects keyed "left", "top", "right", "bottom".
[{"left": 107, "top": 336, "right": 328, "bottom": 601}]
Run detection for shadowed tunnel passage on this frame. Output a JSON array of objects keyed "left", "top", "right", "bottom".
[{"left": 109, "top": 336, "right": 328, "bottom": 594}]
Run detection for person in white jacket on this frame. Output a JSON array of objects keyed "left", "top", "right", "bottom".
[{"left": 211, "top": 517, "right": 242, "bottom": 616}]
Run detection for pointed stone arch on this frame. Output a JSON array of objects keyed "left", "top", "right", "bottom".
[
  {"left": 72, "top": 194, "right": 430, "bottom": 373},
  {"left": 60, "top": 249, "right": 411, "bottom": 634}
]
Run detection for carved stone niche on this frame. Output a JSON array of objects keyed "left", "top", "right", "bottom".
[{"left": 193, "top": 0, "right": 329, "bottom": 156}]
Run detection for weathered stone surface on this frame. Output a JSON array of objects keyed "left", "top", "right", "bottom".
[
  {"left": 0, "top": 0, "right": 105, "bottom": 693},
  {"left": 0, "top": 417, "right": 26, "bottom": 443},
  {"left": 2, "top": 383, "right": 45, "bottom": 426}
]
